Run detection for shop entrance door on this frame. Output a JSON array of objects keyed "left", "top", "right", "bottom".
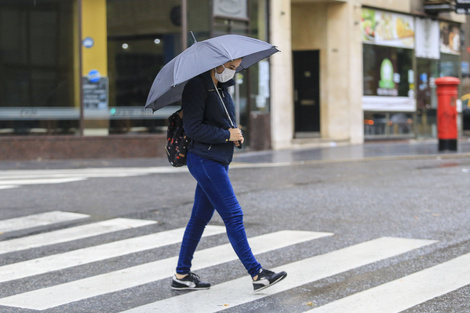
[{"left": 293, "top": 50, "right": 320, "bottom": 135}]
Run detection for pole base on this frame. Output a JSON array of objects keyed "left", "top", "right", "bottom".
[{"left": 438, "top": 139, "right": 457, "bottom": 151}]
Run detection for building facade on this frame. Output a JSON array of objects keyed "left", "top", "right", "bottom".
[
  {"left": 0, "top": 0, "right": 467, "bottom": 160},
  {"left": 271, "top": 0, "right": 466, "bottom": 149}
]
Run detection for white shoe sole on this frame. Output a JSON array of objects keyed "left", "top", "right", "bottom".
[{"left": 253, "top": 273, "right": 287, "bottom": 292}]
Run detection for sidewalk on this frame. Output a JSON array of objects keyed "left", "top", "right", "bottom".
[
  {"left": 232, "top": 138, "right": 470, "bottom": 165},
  {"left": 1, "top": 139, "right": 469, "bottom": 170}
]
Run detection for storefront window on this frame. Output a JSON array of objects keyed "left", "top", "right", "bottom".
[
  {"left": 0, "top": 0, "right": 76, "bottom": 135},
  {"left": 416, "top": 58, "right": 439, "bottom": 137},
  {"left": 364, "top": 112, "right": 414, "bottom": 137},
  {"left": 106, "top": 0, "right": 182, "bottom": 134},
  {"left": 363, "top": 44, "right": 414, "bottom": 138},
  {"left": 363, "top": 45, "right": 413, "bottom": 98},
  {"left": 1, "top": 0, "right": 270, "bottom": 140},
  {"left": 439, "top": 53, "right": 460, "bottom": 77}
]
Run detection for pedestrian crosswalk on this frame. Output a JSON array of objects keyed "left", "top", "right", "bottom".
[{"left": 0, "top": 211, "right": 468, "bottom": 312}]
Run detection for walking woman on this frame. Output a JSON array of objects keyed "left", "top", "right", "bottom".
[{"left": 171, "top": 58, "right": 287, "bottom": 292}]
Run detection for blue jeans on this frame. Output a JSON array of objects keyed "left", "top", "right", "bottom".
[{"left": 176, "top": 151, "right": 262, "bottom": 277}]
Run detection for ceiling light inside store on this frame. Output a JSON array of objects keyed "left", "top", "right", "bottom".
[
  {"left": 154, "top": 38, "right": 161, "bottom": 44},
  {"left": 122, "top": 43, "right": 129, "bottom": 49}
]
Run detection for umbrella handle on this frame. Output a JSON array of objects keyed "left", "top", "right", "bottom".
[{"left": 213, "top": 81, "right": 243, "bottom": 149}]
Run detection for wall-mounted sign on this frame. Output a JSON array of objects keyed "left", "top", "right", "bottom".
[
  {"left": 456, "top": 0, "right": 470, "bottom": 14},
  {"left": 440, "top": 21, "right": 461, "bottom": 54},
  {"left": 82, "top": 76, "right": 108, "bottom": 110},
  {"left": 415, "top": 18, "right": 440, "bottom": 59},
  {"left": 424, "top": 0, "right": 453, "bottom": 13},
  {"left": 361, "top": 9, "right": 414, "bottom": 48},
  {"left": 87, "top": 69, "right": 101, "bottom": 83},
  {"left": 213, "top": 0, "right": 247, "bottom": 19},
  {"left": 82, "top": 37, "right": 94, "bottom": 48}
]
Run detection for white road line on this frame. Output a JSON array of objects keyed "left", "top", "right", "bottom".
[
  {"left": 0, "top": 167, "right": 188, "bottom": 179},
  {"left": 0, "top": 211, "right": 89, "bottom": 234},
  {"left": 0, "top": 218, "right": 156, "bottom": 255},
  {"left": 0, "top": 225, "right": 225, "bottom": 283},
  {"left": 0, "top": 168, "right": 189, "bottom": 189},
  {"left": 306, "top": 252, "right": 470, "bottom": 313},
  {"left": 121, "top": 237, "right": 436, "bottom": 313},
  {"left": 0, "top": 186, "right": 18, "bottom": 190},
  {"left": 0, "top": 177, "right": 87, "bottom": 186},
  {"left": 0, "top": 230, "right": 332, "bottom": 310}
]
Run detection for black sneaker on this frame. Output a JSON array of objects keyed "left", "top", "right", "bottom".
[
  {"left": 171, "top": 272, "right": 211, "bottom": 290},
  {"left": 252, "top": 268, "right": 287, "bottom": 291}
]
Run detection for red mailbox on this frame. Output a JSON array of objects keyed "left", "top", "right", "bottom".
[{"left": 435, "top": 77, "right": 459, "bottom": 151}]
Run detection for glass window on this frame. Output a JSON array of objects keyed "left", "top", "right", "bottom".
[
  {"left": 439, "top": 53, "right": 459, "bottom": 77},
  {"left": 415, "top": 58, "right": 439, "bottom": 138},
  {"left": 364, "top": 113, "right": 387, "bottom": 136},
  {"left": 364, "top": 112, "right": 414, "bottom": 138},
  {"left": 106, "top": 0, "right": 182, "bottom": 134},
  {"left": 363, "top": 44, "right": 413, "bottom": 98},
  {"left": 0, "top": 0, "right": 76, "bottom": 135}
]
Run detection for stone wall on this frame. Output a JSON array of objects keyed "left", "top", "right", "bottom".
[{"left": 0, "top": 135, "right": 167, "bottom": 161}]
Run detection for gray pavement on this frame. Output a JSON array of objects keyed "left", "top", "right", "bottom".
[
  {"left": 1, "top": 138, "right": 470, "bottom": 312},
  {"left": 1, "top": 138, "right": 470, "bottom": 170}
]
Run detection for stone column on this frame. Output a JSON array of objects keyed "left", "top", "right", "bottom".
[{"left": 269, "top": 0, "right": 294, "bottom": 150}]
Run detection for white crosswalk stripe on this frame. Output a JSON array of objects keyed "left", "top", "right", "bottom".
[
  {"left": 0, "top": 218, "right": 156, "bottom": 254},
  {"left": 0, "top": 211, "right": 89, "bottom": 234},
  {"left": 1, "top": 212, "right": 469, "bottom": 313},
  {"left": 0, "top": 167, "right": 188, "bottom": 190}
]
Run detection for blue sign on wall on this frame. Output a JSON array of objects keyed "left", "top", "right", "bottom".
[{"left": 83, "top": 37, "right": 94, "bottom": 48}]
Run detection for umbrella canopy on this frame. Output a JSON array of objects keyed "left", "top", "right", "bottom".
[{"left": 145, "top": 34, "right": 279, "bottom": 111}]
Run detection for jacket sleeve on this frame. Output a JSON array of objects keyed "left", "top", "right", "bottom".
[{"left": 182, "top": 78, "right": 231, "bottom": 144}]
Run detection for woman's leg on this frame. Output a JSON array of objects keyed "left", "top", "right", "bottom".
[
  {"left": 187, "top": 153, "right": 261, "bottom": 277},
  {"left": 176, "top": 183, "right": 215, "bottom": 274}
]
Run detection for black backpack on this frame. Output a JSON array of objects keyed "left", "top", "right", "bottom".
[{"left": 165, "top": 109, "right": 190, "bottom": 167}]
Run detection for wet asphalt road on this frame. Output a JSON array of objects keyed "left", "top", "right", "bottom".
[{"left": 0, "top": 140, "right": 470, "bottom": 312}]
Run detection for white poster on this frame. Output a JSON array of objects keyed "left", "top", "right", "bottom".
[
  {"left": 415, "top": 18, "right": 440, "bottom": 59},
  {"left": 362, "top": 96, "right": 416, "bottom": 112},
  {"left": 440, "top": 21, "right": 461, "bottom": 55},
  {"left": 213, "top": 0, "right": 248, "bottom": 19},
  {"left": 361, "top": 9, "right": 415, "bottom": 48}
]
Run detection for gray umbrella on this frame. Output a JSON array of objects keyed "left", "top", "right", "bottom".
[{"left": 145, "top": 34, "right": 279, "bottom": 111}]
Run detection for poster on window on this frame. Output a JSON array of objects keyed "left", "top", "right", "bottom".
[
  {"left": 362, "top": 45, "right": 416, "bottom": 112},
  {"left": 415, "top": 18, "right": 440, "bottom": 59},
  {"left": 361, "top": 8, "right": 415, "bottom": 48},
  {"left": 213, "top": 0, "right": 248, "bottom": 19},
  {"left": 440, "top": 21, "right": 461, "bottom": 55}
]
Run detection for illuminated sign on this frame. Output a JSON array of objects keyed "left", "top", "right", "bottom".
[{"left": 456, "top": 0, "right": 470, "bottom": 14}]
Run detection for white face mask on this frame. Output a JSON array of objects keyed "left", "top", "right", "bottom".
[{"left": 214, "top": 64, "right": 236, "bottom": 83}]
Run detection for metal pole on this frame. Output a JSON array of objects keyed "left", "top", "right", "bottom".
[
  {"left": 181, "top": 0, "right": 187, "bottom": 50},
  {"left": 78, "top": 0, "right": 84, "bottom": 136}
]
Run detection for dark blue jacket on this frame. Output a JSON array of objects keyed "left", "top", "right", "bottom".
[{"left": 182, "top": 71, "right": 237, "bottom": 165}]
